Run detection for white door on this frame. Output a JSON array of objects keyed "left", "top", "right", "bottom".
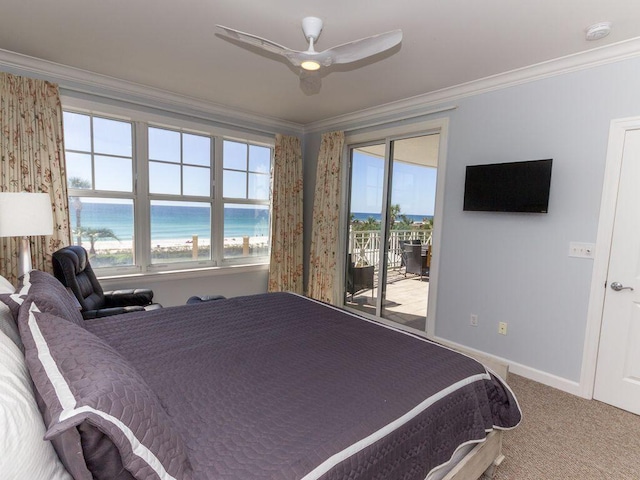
[{"left": 593, "top": 127, "right": 640, "bottom": 415}]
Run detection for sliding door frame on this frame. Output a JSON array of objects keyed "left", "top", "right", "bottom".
[{"left": 339, "top": 118, "right": 450, "bottom": 337}]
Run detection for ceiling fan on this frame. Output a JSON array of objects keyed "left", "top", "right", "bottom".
[{"left": 216, "top": 17, "right": 403, "bottom": 74}]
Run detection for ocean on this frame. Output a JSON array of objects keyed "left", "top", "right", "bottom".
[
  {"left": 351, "top": 212, "right": 432, "bottom": 223},
  {"left": 69, "top": 202, "right": 429, "bottom": 242},
  {"left": 70, "top": 202, "right": 270, "bottom": 241}
]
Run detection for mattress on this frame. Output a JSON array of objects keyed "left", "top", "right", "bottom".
[{"left": 84, "top": 292, "right": 521, "bottom": 480}]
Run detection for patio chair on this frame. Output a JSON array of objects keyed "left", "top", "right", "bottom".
[
  {"left": 402, "top": 243, "right": 429, "bottom": 280},
  {"left": 346, "top": 254, "right": 374, "bottom": 300}
]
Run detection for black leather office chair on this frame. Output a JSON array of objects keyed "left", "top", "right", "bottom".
[{"left": 52, "top": 245, "right": 161, "bottom": 319}]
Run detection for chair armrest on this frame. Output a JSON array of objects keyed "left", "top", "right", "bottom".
[
  {"left": 103, "top": 289, "right": 154, "bottom": 307},
  {"left": 82, "top": 305, "right": 146, "bottom": 320}
]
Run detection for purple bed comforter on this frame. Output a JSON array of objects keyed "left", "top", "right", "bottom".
[{"left": 85, "top": 292, "right": 521, "bottom": 480}]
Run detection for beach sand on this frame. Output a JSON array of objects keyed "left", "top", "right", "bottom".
[{"left": 90, "top": 235, "right": 268, "bottom": 253}]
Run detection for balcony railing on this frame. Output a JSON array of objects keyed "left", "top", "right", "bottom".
[{"left": 348, "top": 229, "right": 431, "bottom": 270}]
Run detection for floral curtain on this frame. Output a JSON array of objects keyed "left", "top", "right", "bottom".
[
  {"left": 0, "top": 72, "right": 70, "bottom": 285},
  {"left": 268, "top": 134, "right": 304, "bottom": 294},
  {"left": 307, "top": 131, "right": 345, "bottom": 304}
]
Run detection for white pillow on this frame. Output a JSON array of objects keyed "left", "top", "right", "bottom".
[
  {"left": 0, "top": 302, "right": 21, "bottom": 348},
  {"left": 0, "top": 275, "right": 14, "bottom": 294},
  {"left": 0, "top": 330, "right": 72, "bottom": 479}
]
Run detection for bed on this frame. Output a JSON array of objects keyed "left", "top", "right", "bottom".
[{"left": 0, "top": 270, "right": 521, "bottom": 480}]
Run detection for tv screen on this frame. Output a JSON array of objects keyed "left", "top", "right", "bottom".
[{"left": 463, "top": 159, "right": 552, "bottom": 213}]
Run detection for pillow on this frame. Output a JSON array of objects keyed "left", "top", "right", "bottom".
[
  {"left": 0, "top": 270, "right": 84, "bottom": 327},
  {"left": 24, "top": 270, "right": 84, "bottom": 327},
  {"left": 19, "top": 302, "right": 192, "bottom": 480},
  {"left": 0, "top": 274, "right": 14, "bottom": 294},
  {"left": 0, "top": 301, "right": 22, "bottom": 349},
  {"left": 0, "top": 328, "right": 73, "bottom": 479},
  {"left": 0, "top": 271, "right": 32, "bottom": 319}
]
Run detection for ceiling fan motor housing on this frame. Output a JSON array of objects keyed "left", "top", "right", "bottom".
[{"left": 302, "top": 17, "right": 323, "bottom": 41}]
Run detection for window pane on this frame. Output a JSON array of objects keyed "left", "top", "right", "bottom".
[
  {"left": 66, "top": 152, "right": 92, "bottom": 188},
  {"left": 223, "top": 204, "right": 270, "bottom": 259},
  {"left": 249, "top": 145, "right": 271, "bottom": 173},
  {"left": 183, "top": 166, "right": 210, "bottom": 197},
  {"left": 223, "top": 170, "right": 246, "bottom": 198},
  {"left": 69, "top": 198, "right": 134, "bottom": 267},
  {"left": 94, "top": 156, "right": 132, "bottom": 192},
  {"left": 151, "top": 201, "right": 211, "bottom": 264},
  {"left": 149, "top": 161, "right": 181, "bottom": 195},
  {"left": 248, "top": 173, "right": 270, "bottom": 200},
  {"left": 183, "top": 133, "right": 210, "bottom": 166},
  {"left": 223, "top": 141, "right": 247, "bottom": 170},
  {"left": 93, "top": 117, "right": 132, "bottom": 157},
  {"left": 63, "top": 112, "right": 91, "bottom": 151},
  {"left": 149, "top": 127, "right": 180, "bottom": 163}
]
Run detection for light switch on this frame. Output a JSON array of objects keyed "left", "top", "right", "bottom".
[{"left": 569, "top": 242, "right": 595, "bottom": 259}]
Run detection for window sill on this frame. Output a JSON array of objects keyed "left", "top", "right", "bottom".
[{"left": 97, "top": 262, "right": 269, "bottom": 283}]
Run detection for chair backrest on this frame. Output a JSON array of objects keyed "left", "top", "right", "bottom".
[
  {"left": 52, "top": 246, "right": 105, "bottom": 312},
  {"left": 403, "top": 244, "right": 425, "bottom": 274},
  {"left": 403, "top": 243, "right": 422, "bottom": 257}
]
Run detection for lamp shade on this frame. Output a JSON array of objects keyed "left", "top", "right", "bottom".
[{"left": 0, "top": 192, "right": 54, "bottom": 237}]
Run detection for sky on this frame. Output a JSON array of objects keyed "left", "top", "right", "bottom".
[
  {"left": 64, "top": 111, "right": 437, "bottom": 217},
  {"left": 350, "top": 151, "right": 437, "bottom": 217},
  {"left": 63, "top": 112, "right": 270, "bottom": 203}
]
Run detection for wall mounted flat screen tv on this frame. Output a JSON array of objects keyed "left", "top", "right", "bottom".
[{"left": 463, "top": 159, "right": 552, "bottom": 213}]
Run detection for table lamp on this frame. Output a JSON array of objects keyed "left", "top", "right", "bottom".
[{"left": 0, "top": 192, "right": 54, "bottom": 278}]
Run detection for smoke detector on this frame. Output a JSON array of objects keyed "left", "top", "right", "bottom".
[{"left": 585, "top": 22, "right": 612, "bottom": 41}]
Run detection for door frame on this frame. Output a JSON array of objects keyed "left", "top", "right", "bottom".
[
  {"left": 580, "top": 116, "right": 640, "bottom": 398},
  {"left": 338, "top": 118, "right": 449, "bottom": 336}
]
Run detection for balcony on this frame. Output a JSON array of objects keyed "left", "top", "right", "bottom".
[{"left": 346, "top": 229, "right": 431, "bottom": 330}]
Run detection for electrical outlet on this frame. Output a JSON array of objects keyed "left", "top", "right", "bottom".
[
  {"left": 498, "top": 322, "right": 508, "bottom": 335},
  {"left": 470, "top": 314, "right": 478, "bottom": 327}
]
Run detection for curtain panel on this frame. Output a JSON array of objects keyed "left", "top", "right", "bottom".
[
  {"left": 308, "top": 131, "right": 345, "bottom": 304},
  {"left": 0, "top": 73, "right": 70, "bottom": 285},
  {"left": 268, "top": 134, "right": 304, "bottom": 294}
]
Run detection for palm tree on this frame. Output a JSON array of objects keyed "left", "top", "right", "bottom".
[
  {"left": 361, "top": 216, "right": 381, "bottom": 231},
  {"left": 389, "top": 204, "right": 401, "bottom": 227},
  {"left": 74, "top": 227, "right": 119, "bottom": 255},
  {"left": 68, "top": 177, "right": 90, "bottom": 245},
  {"left": 394, "top": 214, "right": 413, "bottom": 230}
]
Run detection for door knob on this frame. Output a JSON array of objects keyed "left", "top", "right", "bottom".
[{"left": 610, "top": 281, "right": 634, "bottom": 292}]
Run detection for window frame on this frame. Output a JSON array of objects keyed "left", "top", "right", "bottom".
[{"left": 62, "top": 97, "right": 274, "bottom": 277}]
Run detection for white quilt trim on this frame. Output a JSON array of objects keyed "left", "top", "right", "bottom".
[{"left": 300, "top": 373, "right": 489, "bottom": 480}]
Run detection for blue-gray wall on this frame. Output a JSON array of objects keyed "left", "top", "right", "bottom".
[{"left": 303, "top": 56, "right": 640, "bottom": 383}]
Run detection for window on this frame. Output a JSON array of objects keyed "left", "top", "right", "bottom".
[
  {"left": 148, "top": 127, "right": 213, "bottom": 265},
  {"left": 64, "top": 112, "right": 136, "bottom": 268},
  {"left": 222, "top": 141, "right": 271, "bottom": 260},
  {"left": 63, "top": 110, "right": 273, "bottom": 274}
]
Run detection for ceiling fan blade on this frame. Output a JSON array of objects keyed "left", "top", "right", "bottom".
[
  {"left": 216, "top": 24, "right": 297, "bottom": 57},
  {"left": 319, "top": 30, "right": 403, "bottom": 65}
]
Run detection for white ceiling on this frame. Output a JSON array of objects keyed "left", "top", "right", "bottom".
[
  {"left": 359, "top": 135, "right": 440, "bottom": 168},
  {"left": 2, "top": 0, "right": 640, "bottom": 126}
]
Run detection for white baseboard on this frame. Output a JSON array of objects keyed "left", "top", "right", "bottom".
[{"left": 432, "top": 336, "right": 584, "bottom": 398}]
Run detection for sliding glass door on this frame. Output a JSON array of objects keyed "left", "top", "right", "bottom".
[
  {"left": 345, "top": 142, "right": 385, "bottom": 316},
  {"left": 345, "top": 134, "right": 439, "bottom": 331}
]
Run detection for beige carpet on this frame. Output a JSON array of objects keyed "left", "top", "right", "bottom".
[{"left": 494, "top": 374, "right": 640, "bottom": 480}]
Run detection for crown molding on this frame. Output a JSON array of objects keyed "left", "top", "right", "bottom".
[
  {"left": 304, "top": 37, "right": 640, "bottom": 134},
  {"left": 3, "top": 37, "right": 640, "bottom": 138},
  {"left": 0, "top": 48, "right": 305, "bottom": 136}
]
